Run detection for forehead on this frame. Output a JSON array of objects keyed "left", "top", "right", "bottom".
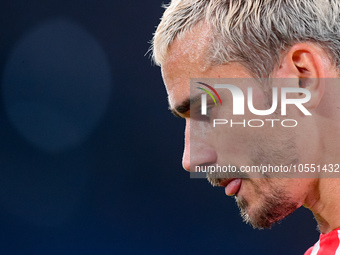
[
  {"left": 161, "top": 24, "right": 252, "bottom": 111},
  {"left": 161, "top": 24, "right": 212, "bottom": 108},
  {"left": 163, "top": 24, "right": 211, "bottom": 73}
]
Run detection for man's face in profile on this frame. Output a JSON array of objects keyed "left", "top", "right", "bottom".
[{"left": 161, "top": 24, "right": 317, "bottom": 229}]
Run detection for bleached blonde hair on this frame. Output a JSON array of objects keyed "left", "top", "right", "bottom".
[{"left": 151, "top": 0, "right": 340, "bottom": 77}]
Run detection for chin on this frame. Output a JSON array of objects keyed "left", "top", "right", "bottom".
[{"left": 235, "top": 191, "right": 299, "bottom": 229}]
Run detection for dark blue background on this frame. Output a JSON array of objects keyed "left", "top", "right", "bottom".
[{"left": 0, "top": 0, "right": 319, "bottom": 254}]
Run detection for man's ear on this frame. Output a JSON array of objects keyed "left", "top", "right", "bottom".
[{"left": 274, "top": 43, "right": 327, "bottom": 109}]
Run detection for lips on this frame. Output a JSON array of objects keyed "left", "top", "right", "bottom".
[{"left": 220, "top": 178, "right": 242, "bottom": 196}]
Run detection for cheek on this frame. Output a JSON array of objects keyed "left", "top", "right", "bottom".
[
  {"left": 215, "top": 128, "right": 276, "bottom": 167},
  {"left": 293, "top": 122, "right": 321, "bottom": 164},
  {"left": 213, "top": 133, "right": 255, "bottom": 166},
  {"left": 285, "top": 179, "right": 313, "bottom": 199},
  {"left": 246, "top": 87, "right": 269, "bottom": 113}
]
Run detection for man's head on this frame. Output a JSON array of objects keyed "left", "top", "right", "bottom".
[
  {"left": 152, "top": 0, "right": 340, "bottom": 78},
  {"left": 152, "top": 0, "right": 340, "bottom": 230}
]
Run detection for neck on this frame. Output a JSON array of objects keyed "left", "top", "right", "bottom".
[{"left": 306, "top": 178, "right": 340, "bottom": 234}]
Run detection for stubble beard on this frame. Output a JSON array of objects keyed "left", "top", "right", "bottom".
[
  {"left": 235, "top": 182, "right": 299, "bottom": 229},
  {"left": 206, "top": 85, "right": 301, "bottom": 229},
  {"left": 206, "top": 163, "right": 299, "bottom": 229}
]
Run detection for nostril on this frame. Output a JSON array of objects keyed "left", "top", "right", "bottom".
[{"left": 183, "top": 146, "right": 218, "bottom": 172}]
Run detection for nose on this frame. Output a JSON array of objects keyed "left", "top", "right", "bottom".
[{"left": 182, "top": 119, "right": 217, "bottom": 172}]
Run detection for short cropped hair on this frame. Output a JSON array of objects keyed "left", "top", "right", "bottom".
[{"left": 152, "top": 0, "right": 340, "bottom": 77}]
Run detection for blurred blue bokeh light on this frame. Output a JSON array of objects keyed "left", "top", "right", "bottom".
[{"left": 2, "top": 18, "right": 112, "bottom": 152}]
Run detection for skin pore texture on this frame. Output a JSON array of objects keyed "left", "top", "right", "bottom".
[{"left": 161, "top": 23, "right": 340, "bottom": 232}]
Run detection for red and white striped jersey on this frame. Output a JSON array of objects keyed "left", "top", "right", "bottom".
[{"left": 305, "top": 228, "right": 340, "bottom": 255}]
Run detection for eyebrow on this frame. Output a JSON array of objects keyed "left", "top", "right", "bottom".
[{"left": 169, "top": 95, "right": 201, "bottom": 118}]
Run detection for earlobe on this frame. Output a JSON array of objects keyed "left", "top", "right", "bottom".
[{"left": 299, "top": 78, "right": 325, "bottom": 110}]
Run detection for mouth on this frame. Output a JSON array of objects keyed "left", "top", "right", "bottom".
[{"left": 220, "top": 178, "right": 242, "bottom": 196}]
